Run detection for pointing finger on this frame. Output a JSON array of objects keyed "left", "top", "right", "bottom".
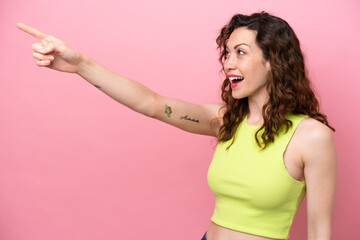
[{"left": 16, "top": 22, "right": 47, "bottom": 40}]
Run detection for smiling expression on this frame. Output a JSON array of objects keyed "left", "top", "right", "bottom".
[{"left": 224, "top": 27, "right": 271, "bottom": 100}]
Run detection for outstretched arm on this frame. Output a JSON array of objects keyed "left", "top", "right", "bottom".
[
  {"left": 77, "top": 54, "right": 224, "bottom": 136},
  {"left": 17, "top": 23, "right": 224, "bottom": 136}
]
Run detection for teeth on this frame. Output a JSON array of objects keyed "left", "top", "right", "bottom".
[{"left": 228, "top": 76, "right": 244, "bottom": 82}]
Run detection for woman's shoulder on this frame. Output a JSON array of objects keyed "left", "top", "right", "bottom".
[
  {"left": 298, "top": 116, "right": 333, "bottom": 137},
  {"left": 296, "top": 116, "right": 336, "bottom": 164},
  {"left": 286, "top": 114, "right": 334, "bottom": 147},
  {"left": 286, "top": 113, "right": 332, "bottom": 135}
]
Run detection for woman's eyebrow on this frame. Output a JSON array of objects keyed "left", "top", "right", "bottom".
[
  {"left": 234, "top": 43, "right": 250, "bottom": 49},
  {"left": 226, "top": 43, "right": 250, "bottom": 49}
]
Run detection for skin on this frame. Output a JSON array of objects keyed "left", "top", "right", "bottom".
[
  {"left": 224, "top": 28, "right": 271, "bottom": 125},
  {"left": 17, "top": 23, "right": 337, "bottom": 240}
]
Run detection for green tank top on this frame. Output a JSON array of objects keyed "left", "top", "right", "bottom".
[{"left": 207, "top": 113, "right": 308, "bottom": 240}]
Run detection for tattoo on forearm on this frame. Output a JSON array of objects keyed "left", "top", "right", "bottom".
[
  {"left": 180, "top": 115, "right": 199, "bottom": 123},
  {"left": 165, "top": 105, "right": 172, "bottom": 117},
  {"left": 94, "top": 84, "right": 101, "bottom": 89}
]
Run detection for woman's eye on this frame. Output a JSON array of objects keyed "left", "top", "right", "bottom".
[
  {"left": 224, "top": 50, "right": 230, "bottom": 58},
  {"left": 237, "top": 50, "right": 245, "bottom": 55}
]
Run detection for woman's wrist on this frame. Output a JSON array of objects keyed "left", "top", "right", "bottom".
[{"left": 75, "top": 53, "right": 91, "bottom": 76}]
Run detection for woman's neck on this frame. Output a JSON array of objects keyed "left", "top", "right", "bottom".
[{"left": 247, "top": 94, "right": 268, "bottom": 125}]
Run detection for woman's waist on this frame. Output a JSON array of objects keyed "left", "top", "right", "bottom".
[{"left": 206, "top": 221, "right": 287, "bottom": 240}]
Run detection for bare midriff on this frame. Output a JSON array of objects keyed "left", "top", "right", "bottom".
[{"left": 206, "top": 222, "right": 286, "bottom": 240}]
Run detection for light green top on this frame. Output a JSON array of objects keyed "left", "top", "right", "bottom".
[{"left": 207, "top": 113, "right": 308, "bottom": 240}]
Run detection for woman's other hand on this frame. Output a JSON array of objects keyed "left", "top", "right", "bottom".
[{"left": 17, "top": 23, "right": 82, "bottom": 73}]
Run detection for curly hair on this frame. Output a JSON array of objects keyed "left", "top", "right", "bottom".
[{"left": 216, "top": 12, "right": 335, "bottom": 150}]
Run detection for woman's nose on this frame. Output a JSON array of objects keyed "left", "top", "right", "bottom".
[{"left": 224, "top": 54, "right": 236, "bottom": 72}]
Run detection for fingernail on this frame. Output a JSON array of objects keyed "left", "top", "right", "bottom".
[
  {"left": 40, "top": 48, "right": 48, "bottom": 53},
  {"left": 49, "top": 56, "right": 54, "bottom": 60}
]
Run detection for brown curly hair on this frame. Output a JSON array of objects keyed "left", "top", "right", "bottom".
[{"left": 217, "top": 12, "right": 335, "bottom": 150}]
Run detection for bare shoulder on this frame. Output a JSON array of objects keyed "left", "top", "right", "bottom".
[
  {"left": 297, "top": 117, "right": 337, "bottom": 165},
  {"left": 298, "top": 117, "right": 334, "bottom": 139}
]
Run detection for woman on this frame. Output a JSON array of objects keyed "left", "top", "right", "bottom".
[{"left": 17, "top": 12, "right": 337, "bottom": 240}]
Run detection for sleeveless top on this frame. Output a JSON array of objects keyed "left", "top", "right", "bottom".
[{"left": 207, "top": 113, "right": 308, "bottom": 240}]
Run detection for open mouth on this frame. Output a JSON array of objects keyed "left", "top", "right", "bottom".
[{"left": 229, "top": 76, "right": 244, "bottom": 85}]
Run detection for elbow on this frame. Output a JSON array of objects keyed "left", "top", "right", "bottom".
[
  {"left": 307, "top": 229, "right": 332, "bottom": 240},
  {"left": 307, "top": 237, "right": 332, "bottom": 240},
  {"left": 138, "top": 92, "right": 158, "bottom": 119}
]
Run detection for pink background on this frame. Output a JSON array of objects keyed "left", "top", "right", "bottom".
[{"left": 1, "top": 0, "right": 359, "bottom": 239}]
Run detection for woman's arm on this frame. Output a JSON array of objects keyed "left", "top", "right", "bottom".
[
  {"left": 77, "top": 55, "right": 224, "bottom": 136},
  {"left": 300, "top": 118, "right": 338, "bottom": 240},
  {"left": 17, "top": 23, "right": 224, "bottom": 136}
]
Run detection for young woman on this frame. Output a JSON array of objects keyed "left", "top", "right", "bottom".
[{"left": 17, "top": 12, "right": 337, "bottom": 240}]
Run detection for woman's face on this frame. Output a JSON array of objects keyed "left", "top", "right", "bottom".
[{"left": 224, "top": 27, "right": 271, "bottom": 100}]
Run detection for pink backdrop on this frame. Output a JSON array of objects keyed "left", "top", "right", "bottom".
[{"left": 1, "top": 0, "right": 359, "bottom": 239}]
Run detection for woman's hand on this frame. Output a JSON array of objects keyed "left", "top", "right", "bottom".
[{"left": 17, "top": 23, "right": 82, "bottom": 73}]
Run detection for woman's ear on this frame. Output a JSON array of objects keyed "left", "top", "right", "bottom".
[{"left": 265, "top": 61, "right": 271, "bottom": 72}]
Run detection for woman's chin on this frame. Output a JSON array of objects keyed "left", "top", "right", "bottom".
[{"left": 231, "top": 93, "right": 245, "bottom": 100}]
